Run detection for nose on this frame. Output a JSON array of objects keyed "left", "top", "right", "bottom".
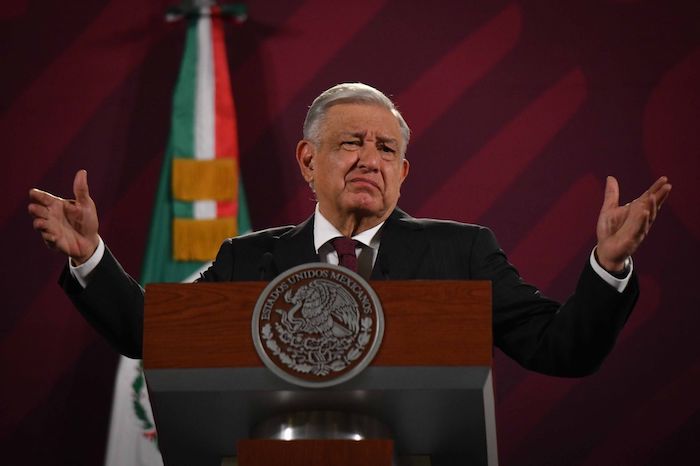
[{"left": 357, "top": 144, "right": 381, "bottom": 171}]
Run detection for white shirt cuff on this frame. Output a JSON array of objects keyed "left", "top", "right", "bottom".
[
  {"left": 589, "top": 247, "right": 632, "bottom": 293},
  {"left": 69, "top": 236, "right": 105, "bottom": 289}
]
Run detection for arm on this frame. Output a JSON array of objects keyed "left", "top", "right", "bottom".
[
  {"left": 476, "top": 227, "right": 638, "bottom": 376},
  {"left": 60, "top": 246, "right": 145, "bottom": 358},
  {"left": 488, "top": 176, "right": 670, "bottom": 376},
  {"left": 30, "top": 170, "right": 144, "bottom": 357}
]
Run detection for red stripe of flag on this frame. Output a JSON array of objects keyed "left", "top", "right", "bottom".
[{"left": 211, "top": 4, "right": 238, "bottom": 219}]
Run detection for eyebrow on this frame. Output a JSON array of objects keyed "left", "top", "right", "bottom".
[{"left": 339, "top": 131, "right": 399, "bottom": 145}]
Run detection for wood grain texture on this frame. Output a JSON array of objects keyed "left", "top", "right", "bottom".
[
  {"left": 144, "top": 281, "right": 491, "bottom": 369},
  {"left": 237, "top": 439, "right": 394, "bottom": 466}
]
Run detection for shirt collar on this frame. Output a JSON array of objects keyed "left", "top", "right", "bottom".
[{"left": 313, "top": 204, "right": 384, "bottom": 253}]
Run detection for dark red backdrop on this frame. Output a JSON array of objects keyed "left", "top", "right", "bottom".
[{"left": 2, "top": 1, "right": 699, "bottom": 464}]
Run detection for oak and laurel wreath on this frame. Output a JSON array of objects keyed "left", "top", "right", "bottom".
[
  {"left": 132, "top": 361, "right": 158, "bottom": 444},
  {"left": 262, "top": 316, "right": 373, "bottom": 376}
]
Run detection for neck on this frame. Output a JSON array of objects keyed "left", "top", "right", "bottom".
[{"left": 319, "top": 206, "right": 390, "bottom": 237}]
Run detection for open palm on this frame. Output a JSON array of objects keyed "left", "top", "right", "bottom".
[
  {"left": 596, "top": 176, "right": 671, "bottom": 272},
  {"left": 28, "top": 170, "right": 100, "bottom": 264}
]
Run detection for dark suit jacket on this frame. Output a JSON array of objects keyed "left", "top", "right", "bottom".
[{"left": 61, "top": 208, "right": 638, "bottom": 376}]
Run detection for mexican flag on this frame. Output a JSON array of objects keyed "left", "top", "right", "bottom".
[{"left": 104, "top": 5, "right": 249, "bottom": 465}]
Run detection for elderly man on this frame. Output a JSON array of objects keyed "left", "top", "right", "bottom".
[{"left": 29, "top": 83, "right": 670, "bottom": 376}]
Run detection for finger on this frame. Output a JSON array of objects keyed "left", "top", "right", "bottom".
[
  {"left": 39, "top": 221, "right": 66, "bottom": 246},
  {"left": 36, "top": 223, "right": 67, "bottom": 251},
  {"left": 28, "top": 188, "right": 62, "bottom": 207},
  {"left": 617, "top": 201, "right": 651, "bottom": 245},
  {"left": 647, "top": 176, "right": 669, "bottom": 195},
  {"left": 654, "top": 183, "right": 672, "bottom": 211},
  {"left": 601, "top": 176, "right": 620, "bottom": 212},
  {"left": 42, "top": 233, "right": 58, "bottom": 248},
  {"left": 646, "top": 192, "right": 658, "bottom": 224},
  {"left": 632, "top": 204, "right": 652, "bottom": 238},
  {"left": 33, "top": 218, "right": 59, "bottom": 237},
  {"left": 27, "top": 202, "right": 49, "bottom": 220},
  {"left": 73, "top": 169, "right": 91, "bottom": 203},
  {"left": 635, "top": 188, "right": 659, "bottom": 224},
  {"left": 630, "top": 177, "right": 670, "bottom": 211}
]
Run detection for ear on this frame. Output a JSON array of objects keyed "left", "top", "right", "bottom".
[
  {"left": 399, "top": 157, "right": 410, "bottom": 185},
  {"left": 296, "top": 140, "right": 316, "bottom": 183}
]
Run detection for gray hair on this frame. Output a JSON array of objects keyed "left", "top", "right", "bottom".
[{"left": 303, "top": 83, "right": 411, "bottom": 153}]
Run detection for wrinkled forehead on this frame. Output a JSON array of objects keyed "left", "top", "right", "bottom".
[{"left": 319, "top": 102, "right": 404, "bottom": 141}]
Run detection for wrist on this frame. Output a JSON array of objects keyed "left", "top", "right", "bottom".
[
  {"left": 594, "top": 248, "right": 629, "bottom": 275},
  {"left": 71, "top": 236, "right": 100, "bottom": 266},
  {"left": 70, "top": 254, "right": 90, "bottom": 266}
]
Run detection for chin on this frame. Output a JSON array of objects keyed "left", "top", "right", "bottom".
[
  {"left": 340, "top": 193, "right": 392, "bottom": 219},
  {"left": 349, "top": 204, "right": 387, "bottom": 219}
]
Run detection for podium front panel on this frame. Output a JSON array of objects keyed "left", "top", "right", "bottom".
[{"left": 144, "top": 280, "right": 496, "bottom": 465}]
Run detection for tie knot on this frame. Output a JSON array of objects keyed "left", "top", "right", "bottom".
[
  {"left": 331, "top": 237, "right": 359, "bottom": 272},
  {"left": 331, "top": 236, "right": 357, "bottom": 255}
]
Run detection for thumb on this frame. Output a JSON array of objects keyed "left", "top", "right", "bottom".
[
  {"left": 601, "top": 175, "right": 619, "bottom": 212},
  {"left": 73, "top": 169, "right": 91, "bottom": 203}
]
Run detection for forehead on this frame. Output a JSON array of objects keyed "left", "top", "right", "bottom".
[{"left": 320, "top": 103, "right": 402, "bottom": 139}]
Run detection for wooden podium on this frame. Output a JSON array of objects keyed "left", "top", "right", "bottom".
[{"left": 144, "top": 280, "right": 497, "bottom": 465}]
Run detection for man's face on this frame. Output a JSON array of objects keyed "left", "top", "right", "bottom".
[{"left": 297, "top": 103, "right": 410, "bottom": 225}]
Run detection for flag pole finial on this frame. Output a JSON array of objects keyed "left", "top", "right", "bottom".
[{"left": 166, "top": 1, "right": 247, "bottom": 23}]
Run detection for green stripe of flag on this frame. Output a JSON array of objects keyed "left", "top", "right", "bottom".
[{"left": 171, "top": 19, "right": 197, "bottom": 160}]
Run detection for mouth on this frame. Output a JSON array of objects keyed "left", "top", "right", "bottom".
[{"left": 348, "top": 177, "right": 381, "bottom": 191}]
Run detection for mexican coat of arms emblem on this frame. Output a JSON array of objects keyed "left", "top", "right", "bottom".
[{"left": 252, "top": 263, "right": 384, "bottom": 387}]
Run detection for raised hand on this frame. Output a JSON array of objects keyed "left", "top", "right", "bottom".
[
  {"left": 28, "top": 169, "right": 100, "bottom": 265},
  {"left": 596, "top": 176, "right": 671, "bottom": 273}
]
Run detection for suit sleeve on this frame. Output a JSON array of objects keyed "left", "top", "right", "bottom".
[
  {"left": 59, "top": 237, "right": 249, "bottom": 358},
  {"left": 472, "top": 227, "right": 639, "bottom": 376},
  {"left": 60, "top": 247, "right": 145, "bottom": 358}
]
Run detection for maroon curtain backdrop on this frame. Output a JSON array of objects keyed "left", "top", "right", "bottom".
[{"left": 2, "top": 1, "right": 698, "bottom": 464}]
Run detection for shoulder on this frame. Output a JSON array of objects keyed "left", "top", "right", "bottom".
[
  {"left": 200, "top": 225, "right": 298, "bottom": 281},
  {"left": 390, "top": 208, "right": 492, "bottom": 239},
  {"left": 386, "top": 208, "right": 502, "bottom": 262},
  {"left": 216, "top": 225, "right": 297, "bottom": 263},
  {"left": 222, "top": 225, "right": 296, "bottom": 248}
]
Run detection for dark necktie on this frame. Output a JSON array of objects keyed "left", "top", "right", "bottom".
[{"left": 331, "top": 237, "right": 359, "bottom": 272}]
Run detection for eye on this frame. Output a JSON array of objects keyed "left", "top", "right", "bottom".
[
  {"left": 378, "top": 143, "right": 398, "bottom": 160},
  {"left": 341, "top": 140, "right": 361, "bottom": 150}
]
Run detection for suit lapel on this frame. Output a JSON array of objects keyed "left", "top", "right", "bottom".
[
  {"left": 272, "top": 215, "right": 319, "bottom": 275},
  {"left": 371, "top": 208, "right": 430, "bottom": 279},
  {"left": 270, "top": 209, "right": 429, "bottom": 279}
]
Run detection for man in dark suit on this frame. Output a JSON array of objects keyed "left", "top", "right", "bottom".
[{"left": 29, "top": 83, "right": 671, "bottom": 376}]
